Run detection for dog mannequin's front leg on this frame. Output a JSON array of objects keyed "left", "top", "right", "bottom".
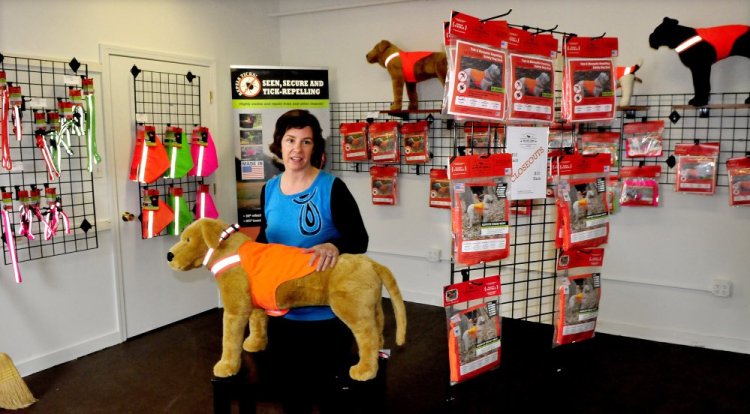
[
  {"left": 214, "top": 309, "right": 250, "bottom": 377},
  {"left": 405, "top": 82, "right": 419, "bottom": 110},
  {"left": 390, "top": 78, "right": 404, "bottom": 110},
  {"left": 688, "top": 65, "right": 711, "bottom": 106},
  {"left": 243, "top": 308, "right": 268, "bottom": 352}
]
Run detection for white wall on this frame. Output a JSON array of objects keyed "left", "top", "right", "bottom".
[
  {"left": 0, "top": 0, "right": 281, "bottom": 375},
  {"left": 278, "top": 0, "right": 750, "bottom": 353}
]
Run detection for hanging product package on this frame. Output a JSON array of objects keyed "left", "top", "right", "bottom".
[
  {"left": 339, "top": 121, "right": 369, "bottom": 162},
  {"left": 619, "top": 165, "right": 661, "bottom": 207},
  {"left": 562, "top": 36, "right": 618, "bottom": 123},
  {"left": 554, "top": 248, "right": 604, "bottom": 347},
  {"left": 463, "top": 121, "right": 501, "bottom": 155},
  {"left": 42, "top": 187, "right": 70, "bottom": 240},
  {"left": 444, "top": 274, "right": 502, "bottom": 385},
  {"left": 673, "top": 141, "right": 720, "bottom": 195},
  {"left": 445, "top": 11, "right": 509, "bottom": 121},
  {"left": 163, "top": 126, "right": 193, "bottom": 179},
  {"left": 449, "top": 154, "right": 512, "bottom": 265},
  {"left": 581, "top": 132, "right": 620, "bottom": 166},
  {"left": 189, "top": 126, "right": 219, "bottom": 177},
  {"left": 368, "top": 121, "right": 400, "bottom": 164},
  {"left": 401, "top": 121, "right": 430, "bottom": 164},
  {"left": 552, "top": 153, "right": 611, "bottom": 251},
  {"left": 195, "top": 184, "right": 219, "bottom": 219},
  {"left": 141, "top": 189, "right": 174, "bottom": 239},
  {"left": 507, "top": 27, "right": 558, "bottom": 123},
  {"left": 167, "top": 186, "right": 194, "bottom": 235},
  {"left": 623, "top": 120, "right": 664, "bottom": 158},
  {"left": 82, "top": 77, "right": 102, "bottom": 172},
  {"left": 548, "top": 124, "right": 576, "bottom": 157},
  {"left": 370, "top": 165, "right": 398, "bottom": 205},
  {"left": 1, "top": 189, "right": 21, "bottom": 283},
  {"left": 726, "top": 156, "right": 750, "bottom": 206},
  {"left": 429, "top": 168, "right": 451, "bottom": 209},
  {"left": 129, "top": 124, "right": 170, "bottom": 183}
]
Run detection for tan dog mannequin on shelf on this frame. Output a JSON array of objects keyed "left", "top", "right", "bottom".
[{"left": 366, "top": 40, "right": 448, "bottom": 110}]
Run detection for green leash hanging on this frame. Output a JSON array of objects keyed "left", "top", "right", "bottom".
[{"left": 83, "top": 78, "right": 101, "bottom": 172}]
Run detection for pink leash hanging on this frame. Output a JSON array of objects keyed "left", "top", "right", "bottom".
[
  {"left": 8, "top": 85, "right": 23, "bottom": 143},
  {"left": 1, "top": 189, "right": 22, "bottom": 283},
  {"left": 16, "top": 189, "right": 35, "bottom": 241},
  {"left": 1, "top": 75, "right": 11, "bottom": 171},
  {"left": 44, "top": 187, "right": 70, "bottom": 240}
]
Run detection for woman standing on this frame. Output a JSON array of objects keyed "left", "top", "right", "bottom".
[{"left": 256, "top": 109, "right": 369, "bottom": 413}]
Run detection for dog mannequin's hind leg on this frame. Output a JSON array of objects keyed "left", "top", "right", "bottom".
[
  {"left": 243, "top": 308, "right": 269, "bottom": 352},
  {"left": 405, "top": 82, "right": 419, "bottom": 110}
]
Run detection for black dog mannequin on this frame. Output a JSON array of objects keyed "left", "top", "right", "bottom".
[{"left": 649, "top": 17, "right": 749, "bottom": 106}]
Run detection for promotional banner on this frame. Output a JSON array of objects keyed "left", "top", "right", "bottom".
[{"left": 230, "top": 66, "right": 330, "bottom": 227}]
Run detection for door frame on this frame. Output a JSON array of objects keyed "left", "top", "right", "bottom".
[{"left": 99, "top": 44, "right": 219, "bottom": 341}]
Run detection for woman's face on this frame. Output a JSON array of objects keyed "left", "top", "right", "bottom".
[{"left": 281, "top": 126, "right": 315, "bottom": 172}]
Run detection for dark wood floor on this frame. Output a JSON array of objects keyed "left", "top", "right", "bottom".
[{"left": 9, "top": 300, "right": 750, "bottom": 414}]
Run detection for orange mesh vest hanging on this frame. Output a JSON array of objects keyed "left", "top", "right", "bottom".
[
  {"left": 237, "top": 241, "right": 319, "bottom": 315},
  {"left": 141, "top": 189, "right": 174, "bottom": 238},
  {"left": 129, "top": 125, "right": 170, "bottom": 183}
]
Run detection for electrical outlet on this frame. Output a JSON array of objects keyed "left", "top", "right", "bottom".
[
  {"left": 427, "top": 248, "right": 441, "bottom": 263},
  {"left": 711, "top": 279, "right": 733, "bottom": 298}
]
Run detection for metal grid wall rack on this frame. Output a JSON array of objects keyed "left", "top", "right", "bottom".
[
  {"left": 330, "top": 93, "right": 750, "bottom": 324},
  {"left": 132, "top": 67, "right": 203, "bottom": 238},
  {"left": 0, "top": 53, "right": 98, "bottom": 264}
]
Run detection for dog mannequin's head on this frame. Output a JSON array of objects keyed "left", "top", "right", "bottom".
[
  {"left": 167, "top": 218, "right": 229, "bottom": 271},
  {"left": 366, "top": 40, "right": 394, "bottom": 64}
]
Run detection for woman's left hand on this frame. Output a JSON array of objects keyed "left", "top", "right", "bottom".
[{"left": 306, "top": 243, "right": 339, "bottom": 271}]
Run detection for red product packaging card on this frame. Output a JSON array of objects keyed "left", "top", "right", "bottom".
[
  {"left": 370, "top": 165, "right": 398, "bottom": 205},
  {"left": 401, "top": 121, "right": 430, "bottom": 164},
  {"left": 623, "top": 121, "right": 664, "bottom": 158},
  {"left": 673, "top": 142, "right": 720, "bottom": 195},
  {"left": 369, "top": 122, "right": 400, "bottom": 163},
  {"left": 554, "top": 248, "right": 604, "bottom": 347},
  {"left": 340, "top": 122, "right": 369, "bottom": 161},
  {"left": 727, "top": 156, "right": 750, "bottom": 206},
  {"left": 429, "top": 168, "right": 451, "bottom": 209},
  {"left": 444, "top": 275, "right": 502, "bottom": 385}
]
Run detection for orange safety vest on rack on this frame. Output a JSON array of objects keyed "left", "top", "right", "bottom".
[{"left": 129, "top": 125, "right": 170, "bottom": 184}]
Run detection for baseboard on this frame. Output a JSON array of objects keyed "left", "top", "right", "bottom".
[
  {"left": 597, "top": 319, "right": 750, "bottom": 354},
  {"left": 383, "top": 289, "right": 442, "bottom": 307},
  {"left": 17, "top": 331, "right": 123, "bottom": 377}
]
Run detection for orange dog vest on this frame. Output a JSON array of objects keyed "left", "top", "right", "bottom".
[
  {"left": 398, "top": 51, "right": 434, "bottom": 83},
  {"left": 238, "top": 241, "right": 319, "bottom": 316}
]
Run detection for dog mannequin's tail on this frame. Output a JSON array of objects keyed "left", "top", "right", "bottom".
[{"left": 372, "top": 260, "right": 407, "bottom": 345}]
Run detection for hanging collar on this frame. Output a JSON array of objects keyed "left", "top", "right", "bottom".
[
  {"left": 202, "top": 223, "right": 241, "bottom": 267},
  {"left": 675, "top": 35, "right": 702, "bottom": 54},
  {"left": 384, "top": 52, "right": 400, "bottom": 68}
]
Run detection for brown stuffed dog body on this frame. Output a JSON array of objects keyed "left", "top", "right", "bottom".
[
  {"left": 167, "top": 218, "right": 407, "bottom": 381},
  {"left": 366, "top": 40, "right": 448, "bottom": 110}
]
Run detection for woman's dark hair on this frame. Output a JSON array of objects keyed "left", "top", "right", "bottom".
[{"left": 269, "top": 109, "right": 325, "bottom": 170}]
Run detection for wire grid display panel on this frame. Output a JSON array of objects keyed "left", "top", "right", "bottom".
[
  {"left": 609, "top": 92, "right": 749, "bottom": 187},
  {"left": 330, "top": 101, "right": 455, "bottom": 175},
  {"left": 1, "top": 54, "right": 98, "bottom": 264},
  {"left": 330, "top": 101, "right": 560, "bottom": 323},
  {"left": 132, "top": 69, "right": 202, "bottom": 238}
]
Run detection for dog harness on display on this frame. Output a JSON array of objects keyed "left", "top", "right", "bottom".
[
  {"left": 43, "top": 188, "right": 70, "bottom": 240},
  {"left": 1, "top": 79, "right": 11, "bottom": 171},
  {"left": 195, "top": 184, "right": 219, "bottom": 219},
  {"left": 82, "top": 78, "right": 101, "bottom": 173},
  {"left": 141, "top": 189, "right": 174, "bottom": 239},
  {"left": 676, "top": 26, "right": 749, "bottom": 60},
  {"left": 163, "top": 126, "right": 193, "bottom": 179},
  {"left": 1, "top": 190, "right": 22, "bottom": 283},
  {"left": 129, "top": 125, "right": 170, "bottom": 183},
  {"left": 8, "top": 85, "right": 23, "bottom": 143},
  {"left": 16, "top": 190, "right": 34, "bottom": 241},
  {"left": 167, "top": 187, "right": 193, "bottom": 236},
  {"left": 385, "top": 51, "right": 434, "bottom": 83},
  {"left": 36, "top": 130, "right": 60, "bottom": 181},
  {"left": 189, "top": 126, "right": 218, "bottom": 177}
]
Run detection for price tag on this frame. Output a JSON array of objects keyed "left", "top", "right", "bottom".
[
  {"left": 64, "top": 75, "right": 82, "bottom": 86},
  {"left": 27, "top": 98, "right": 50, "bottom": 109},
  {"left": 135, "top": 113, "right": 150, "bottom": 123}
]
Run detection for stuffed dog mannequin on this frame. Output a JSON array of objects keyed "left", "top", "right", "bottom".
[
  {"left": 649, "top": 17, "right": 750, "bottom": 106},
  {"left": 366, "top": 40, "right": 448, "bottom": 110},
  {"left": 167, "top": 218, "right": 407, "bottom": 381}
]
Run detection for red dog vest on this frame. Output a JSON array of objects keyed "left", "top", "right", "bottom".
[
  {"left": 695, "top": 25, "right": 749, "bottom": 61},
  {"left": 396, "top": 51, "right": 434, "bottom": 83}
]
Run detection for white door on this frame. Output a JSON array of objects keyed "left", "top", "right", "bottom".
[{"left": 104, "top": 51, "right": 218, "bottom": 338}]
